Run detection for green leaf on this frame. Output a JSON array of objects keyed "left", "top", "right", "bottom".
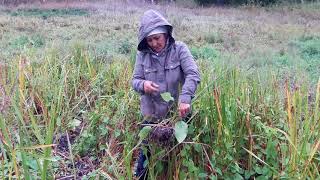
[
  {"left": 161, "top": 92, "right": 174, "bottom": 102},
  {"left": 100, "top": 126, "right": 108, "bottom": 136},
  {"left": 68, "top": 119, "right": 81, "bottom": 128},
  {"left": 143, "top": 159, "right": 149, "bottom": 168},
  {"left": 114, "top": 129, "right": 121, "bottom": 138},
  {"left": 194, "top": 143, "right": 202, "bottom": 153},
  {"left": 138, "top": 126, "right": 152, "bottom": 140},
  {"left": 26, "top": 158, "right": 39, "bottom": 170},
  {"left": 216, "top": 168, "right": 222, "bottom": 175},
  {"left": 42, "top": 156, "right": 61, "bottom": 162},
  {"left": 103, "top": 117, "right": 109, "bottom": 123},
  {"left": 210, "top": 175, "right": 218, "bottom": 180},
  {"left": 198, "top": 172, "right": 207, "bottom": 178},
  {"left": 56, "top": 116, "right": 61, "bottom": 127},
  {"left": 254, "top": 165, "right": 263, "bottom": 174},
  {"left": 155, "top": 161, "right": 164, "bottom": 173},
  {"left": 174, "top": 121, "right": 188, "bottom": 143},
  {"left": 233, "top": 173, "right": 244, "bottom": 180},
  {"left": 244, "top": 170, "right": 255, "bottom": 179},
  {"left": 186, "top": 159, "right": 198, "bottom": 172}
]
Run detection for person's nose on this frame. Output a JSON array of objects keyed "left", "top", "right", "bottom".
[{"left": 151, "top": 40, "right": 157, "bottom": 48}]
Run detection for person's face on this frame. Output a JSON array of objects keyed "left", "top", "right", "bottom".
[{"left": 146, "top": 33, "right": 167, "bottom": 53}]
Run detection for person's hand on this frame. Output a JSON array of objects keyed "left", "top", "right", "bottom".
[
  {"left": 144, "top": 81, "right": 159, "bottom": 94},
  {"left": 178, "top": 103, "right": 190, "bottom": 118}
]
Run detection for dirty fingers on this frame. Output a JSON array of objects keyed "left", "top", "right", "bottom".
[
  {"left": 144, "top": 80, "right": 159, "bottom": 94},
  {"left": 178, "top": 103, "right": 190, "bottom": 118}
]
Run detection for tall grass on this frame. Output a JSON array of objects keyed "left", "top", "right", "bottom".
[
  {"left": 1, "top": 44, "right": 319, "bottom": 179},
  {"left": 0, "top": 3, "right": 319, "bottom": 179}
]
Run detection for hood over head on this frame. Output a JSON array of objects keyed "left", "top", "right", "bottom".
[
  {"left": 138, "top": 10, "right": 174, "bottom": 52},
  {"left": 147, "top": 26, "right": 168, "bottom": 37}
]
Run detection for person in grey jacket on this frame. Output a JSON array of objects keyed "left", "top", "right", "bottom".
[{"left": 132, "top": 9, "right": 200, "bottom": 179}]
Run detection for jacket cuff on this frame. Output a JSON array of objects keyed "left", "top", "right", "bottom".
[
  {"left": 139, "top": 80, "right": 145, "bottom": 94},
  {"left": 179, "top": 95, "right": 191, "bottom": 104}
]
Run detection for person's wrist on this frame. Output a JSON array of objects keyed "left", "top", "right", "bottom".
[
  {"left": 144, "top": 81, "right": 151, "bottom": 93},
  {"left": 142, "top": 80, "right": 146, "bottom": 92},
  {"left": 179, "top": 95, "right": 191, "bottom": 104}
]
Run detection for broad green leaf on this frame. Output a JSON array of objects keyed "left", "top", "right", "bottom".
[
  {"left": 245, "top": 170, "right": 255, "bottom": 179},
  {"left": 210, "top": 175, "right": 218, "bottom": 180},
  {"left": 68, "top": 119, "right": 81, "bottom": 128},
  {"left": 198, "top": 172, "right": 207, "bottom": 178},
  {"left": 26, "top": 158, "right": 39, "bottom": 170},
  {"left": 216, "top": 168, "right": 222, "bottom": 175},
  {"left": 138, "top": 126, "right": 152, "bottom": 140},
  {"left": 174, "top": 121, "right": 188, "bottom": 143},
  {"left": 233, "top": 173, "right": 244, "bottom": 180},
  {"left": 161, "top": 92, "right": 174, "bottom": 102}
]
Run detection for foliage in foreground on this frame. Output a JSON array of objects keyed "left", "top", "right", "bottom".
[
  {"left": 0, "top": 43, "right": 319, "bottom": 179},
  {"left": 0, "top": 2, "right": 319, "bottom": 179}
]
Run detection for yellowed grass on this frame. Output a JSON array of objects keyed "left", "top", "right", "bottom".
[{"left": 0, "top": 2, "right": 319, "bottom": 62}]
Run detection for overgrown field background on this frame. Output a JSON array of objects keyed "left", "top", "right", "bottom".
[{"left": 0, "top": 1, "right": 320, "bottom": 179}]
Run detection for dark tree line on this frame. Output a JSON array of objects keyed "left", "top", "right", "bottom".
[
  {"left": 143, "top": 0, "right": 175, "bottom": 3},
  {"left": 0, "top": 0, "right": 176, "bottom": 5},
  {"left": 1, "top": 0, "right": 66, "bottom": 5},
  {"left": 0, "top": 0, "right": 317, "bottom": 7},
  {"left": 195, "top": 0, "right": 318, "bottom": 5}
]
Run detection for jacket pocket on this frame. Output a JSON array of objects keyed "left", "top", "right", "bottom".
[
  {"left": 144, "top": 68, "right": 157, "bottom": 81},
  {"left": 165, "top": 62, "right": 181, "bottom": 84},
  {"left": 166, "top": 62, "right": 180, "bottom": 70}
]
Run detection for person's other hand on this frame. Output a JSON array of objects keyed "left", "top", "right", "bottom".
[
  {"left": 144, "top": 81, "right": 159, "bottom": 94},
  {"left": 178, "top": 103, "right": 190, "bottom": 118}
]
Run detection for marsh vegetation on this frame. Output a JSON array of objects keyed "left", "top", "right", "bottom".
[{"left": 0, "top": 1, "right": 319, "bottom": 179}]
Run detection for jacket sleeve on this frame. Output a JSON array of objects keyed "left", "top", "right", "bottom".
[
  {"left": 131, "top": 53, "right": 145, "bottom": 94},
  {"left": 178, "top": 42, "right": 201, "bottom": 104}
]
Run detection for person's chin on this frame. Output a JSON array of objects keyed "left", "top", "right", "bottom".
[{"left": 154, "top": 48, "right": 163, "bottom": 52}]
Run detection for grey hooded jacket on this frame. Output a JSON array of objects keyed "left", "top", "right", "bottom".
[{"left": 132, "top": 10, "right": 200, "bottom": 120}]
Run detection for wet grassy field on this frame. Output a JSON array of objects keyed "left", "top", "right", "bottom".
[{"left": 0, "top": 1, "right": 319, "bottom": 179}]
